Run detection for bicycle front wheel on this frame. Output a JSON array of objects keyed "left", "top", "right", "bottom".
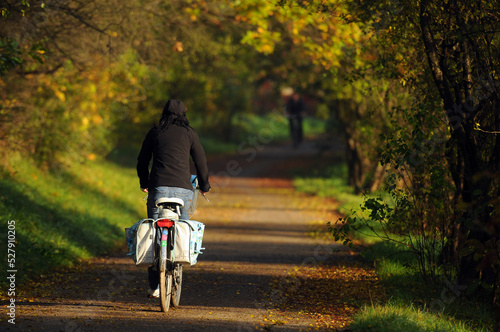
[
  {"left": 171, "top": 264, "right": 183, "bottom": 307},
  {"left": 160, "top": 270, "right": 172, "bottom": 312}
]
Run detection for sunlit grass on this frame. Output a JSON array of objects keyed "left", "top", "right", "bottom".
[
  {"left": 0, "top": 151, "right": 145, "bottom": 288},
  {"left": 232, "top": 113, "right": 327, "bottom": 143},
  {"left": 358, "top": 241, "right": 494, "bottom": 331},
  {"left": 351, "top": 301, "right": 489, "bottom": 332},
  {"left": 293, "top": 163, "right": 378, "bottom": 215}
]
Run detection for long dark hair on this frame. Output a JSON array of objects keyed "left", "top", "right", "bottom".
[{"left": 153, "top": 99, "right": 191, "bottom": 136}]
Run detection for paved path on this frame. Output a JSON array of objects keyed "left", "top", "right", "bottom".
[{"left": 9, "top": 142, "right": 343, "bottom": 331}]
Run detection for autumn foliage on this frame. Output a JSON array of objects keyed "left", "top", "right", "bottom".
[{"left": 1, "top": 0, "right": 499, "bottom": 317}]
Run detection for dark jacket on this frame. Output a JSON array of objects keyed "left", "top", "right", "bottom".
[
  {"left": 137, "top": 118, "right": 210, "bottom": 193},
  {"left": 286, "top": 97, "right": 305, "bottom": 117}
]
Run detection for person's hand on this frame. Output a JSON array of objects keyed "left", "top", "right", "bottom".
[
  {"left": 200, "top": 191, "right": 209, "bottom": 202},
  {"left": 141, "top": 188, "right": 148, "bottom": 193}
]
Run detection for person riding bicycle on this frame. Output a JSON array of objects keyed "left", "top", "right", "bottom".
[{"left": 137, "top": 98, "right": 210, "bottom": 298}]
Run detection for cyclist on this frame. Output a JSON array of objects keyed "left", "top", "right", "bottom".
[{"left": 137, "top": 99, "right": 210, "bottom": 298}]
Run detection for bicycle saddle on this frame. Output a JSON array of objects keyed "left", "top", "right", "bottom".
[{"left": 155, "top": 197, "right": 184, "bottom": 208}]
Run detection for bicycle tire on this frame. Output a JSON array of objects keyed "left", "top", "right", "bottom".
[
  {"left": 171, "top": 264, "right": 183, "bottom": 307},
  {"left": 159, "top": 227, "right": 172, "bottom": 312},
  {"left": 160, "top": 269, "right": 172, "bottom": 312}
]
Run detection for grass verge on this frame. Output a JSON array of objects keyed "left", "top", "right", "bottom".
[
  {"left": 0, "top": 151, "right": 145, "bottom": 291},
  {"left": 293, "top": 163, "right": 364, "bottom": 215},
  {"left": 351, "top": 300, "right": 487, "bottom": 332}
]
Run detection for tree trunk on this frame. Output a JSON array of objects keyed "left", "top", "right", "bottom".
[
  {"left": 334, "top": 100, "right": 364, "bottom": 192},
  {"left": 345, "top": 133, "right": 363, "bottom": 192},
  {"left": 419, "top": 0, "right": 499, "bottom": 286}
]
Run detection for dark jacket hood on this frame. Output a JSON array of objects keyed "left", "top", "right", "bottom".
[{"left": 162, "top": 99, "right": 187, "bottom": 118}]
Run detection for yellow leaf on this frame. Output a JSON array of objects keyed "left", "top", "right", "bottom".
[
  {"left": 92, "top": 114, "right": 103, "bottom": 125},
  {"left": 260, "top": 44, "right": 273, "bottom": 54},
  {"left": 173, "top": 41, "right": 184, "bottom": 52},
  {"left": 54, "top": 90, "right": 65, "bottom": 101}
]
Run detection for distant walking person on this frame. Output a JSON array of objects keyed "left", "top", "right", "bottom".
[{"left": 285, "top": 92, "right": 305, "bottom": 148}]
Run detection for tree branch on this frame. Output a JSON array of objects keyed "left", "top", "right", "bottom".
[{"left": 419, "top": 0, "right": 455, "bottom": 110}]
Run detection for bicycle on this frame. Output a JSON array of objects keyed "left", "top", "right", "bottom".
[
  {"left": 127, "top": 179, "right": 206, "bottom": 312},
  {"left": 150, "top": 188, "right": 207, "bottom": 312}
]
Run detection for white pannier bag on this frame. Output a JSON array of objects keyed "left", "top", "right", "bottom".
[
  {"left": 126, "top": 219, "right": 155, "bottom": 266},
  {"left": 174, "top": 220, "right": 205, "bottom": 266}
]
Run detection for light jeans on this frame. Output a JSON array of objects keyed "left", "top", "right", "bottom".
[{"left": 147, "top": 186, "right": 194, "bottom": 220}]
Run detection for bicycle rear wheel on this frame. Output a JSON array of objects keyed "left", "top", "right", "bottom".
[
  {"left": 160, "top": 270, "right": 172, "bottom": 312},
  {"left": 171, "top": 264, "right": 183, "bottom": 307},
  {"left": 159, "top": 227, "right": 173, "bottom": 312}
]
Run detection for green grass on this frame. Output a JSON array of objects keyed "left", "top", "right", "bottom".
[
  {"left": 293, "top": 163, "right": 365, "bottom": 215},
  {"left": 359, "top": 241, "right": 494, "bottom": 331},
  {"left": 350, "top": 300, "right": 489, "bottom": 332},
  {"left": 231, "top": 113, "right": 327, "bottom": 143},
  {"left": 293, "top": 163, "right": 495, "bottom": 331},
  {"left": 0, "top": 151, "right": 146, "bottom": 290},
  {"left": 199, "top": 136, "right": 239, "bottom": 155}
]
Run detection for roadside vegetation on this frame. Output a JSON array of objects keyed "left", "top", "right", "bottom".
[
  {"left": 293, "top": 163, "right": 495, "bottom": 331},
  {"left": 0, "top": 151, "right": 144, "bottom": 289}
]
